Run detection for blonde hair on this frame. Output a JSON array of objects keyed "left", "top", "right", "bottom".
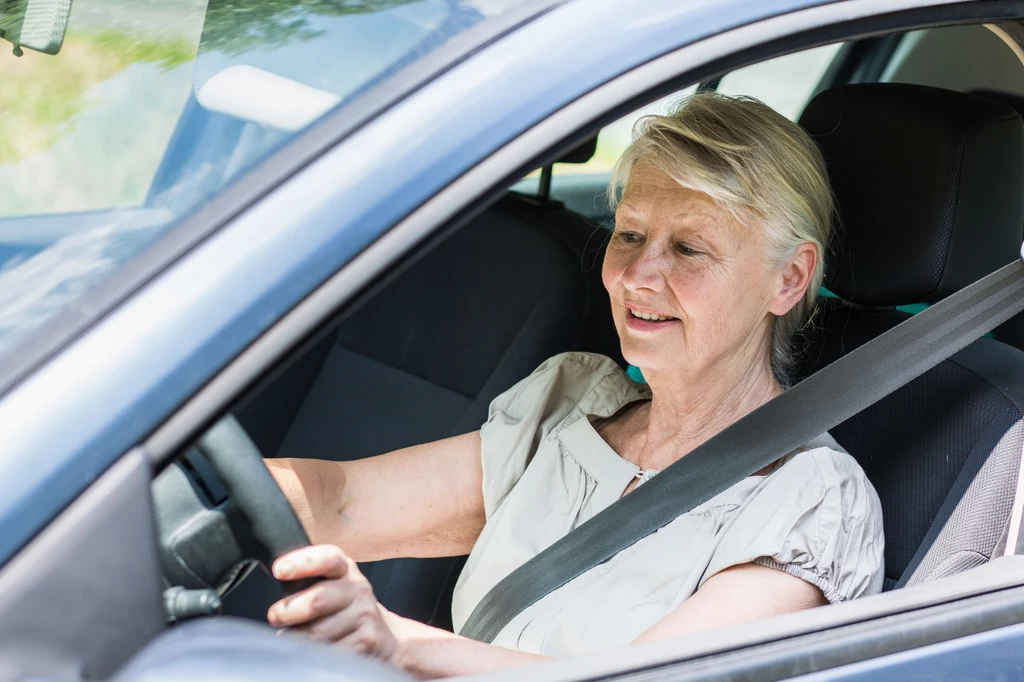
[{"left": 608, "top": 91, "right": 833, "bottom": 385}]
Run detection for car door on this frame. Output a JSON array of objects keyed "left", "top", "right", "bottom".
[{"left": 3, "top": 0, "right": 1024, "bottom": 681}]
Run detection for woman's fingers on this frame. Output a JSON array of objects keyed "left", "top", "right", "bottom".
[
  {"left": 295, "top": 603, "right": 397, "bottom": 661},
  {"left": 268, "top": 544, "right": 362, "bottom": 626},
  {"left": 272, "top": 544, "right": 351, "bottom": 582},
  {"left": 336, "top": 618, "right": 398, "bottom": 660},
  {"left": 291, "top": 595, "right": 373, "bottom": 642},
  {"left": 267, "top": 543, "right": 398, "bottom": 661},
  {"left": 268, "top": 579, "right": 358, "bottom": 628}
]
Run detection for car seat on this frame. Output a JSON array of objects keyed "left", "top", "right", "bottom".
[{"left": 798, "top": 83, "right": 1024, "bottom": 589}]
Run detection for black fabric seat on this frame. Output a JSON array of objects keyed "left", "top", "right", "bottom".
[
  {"left": 968, "top": 89, "right": 1024, "bottom": 352},
  {"left": 233, "top": 142, "right": 618, "bottom": 627},
  {"left": 797, "top": 83, "right": 1024, "bottom": 589}
]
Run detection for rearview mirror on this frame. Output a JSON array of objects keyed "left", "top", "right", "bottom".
[{"left": 0, "top": 0, "right": 73, "bottom": 56}]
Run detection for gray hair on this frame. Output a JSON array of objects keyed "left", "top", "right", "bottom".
[{"left": 607, "top": 91, "right": 834, "bottom": 385}]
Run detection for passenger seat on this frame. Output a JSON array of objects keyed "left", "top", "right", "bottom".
[{"left": 798, "top": 83, "right": 1024, "bottom": 588}]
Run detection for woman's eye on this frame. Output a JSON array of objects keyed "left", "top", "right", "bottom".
[
  {"left": 676, "top": 243, "right": 700, "bottom": 256},
  {"left": 617, "top": 231, "right": 642, "bottom": 243}
]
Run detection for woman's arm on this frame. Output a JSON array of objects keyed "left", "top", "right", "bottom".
[
  {"left": 634, "top": 563, "right": 828, "bottom": 642},
  {"left": 390, "top": 563, "right": 826, "bottom": 677},
  {"left": 266, "top": 431, "right": 486, "bottom": 562},
  {"left": 268, "top": 546, "right": 826, "bottom": 680}
]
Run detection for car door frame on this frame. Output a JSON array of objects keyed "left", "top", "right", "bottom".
[
  {"left": 144, "top": 0, "right": 1024, "bottom": 680},
  {"left": 3, "top": 0, "right": 1024, "bottom": 680}
]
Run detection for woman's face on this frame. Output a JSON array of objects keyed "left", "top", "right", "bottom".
[{"left": 602, "top": 163, "right": 812, "bottom": 379}]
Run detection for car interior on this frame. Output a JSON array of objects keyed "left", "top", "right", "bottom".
[
  {"left": 56, "top": 14, "right": 1024, "bottom": 680},
  {"left": 151, "top": 21, "right": 1024, "bottom": 633}
]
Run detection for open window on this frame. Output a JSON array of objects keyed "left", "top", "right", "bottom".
[
  {"left": 142, "top": 13, "right": 1024, "bottom": 676},
  {"left": 146, "top": 12, "right": 1024, "bottom": 678},
  {"left": 5, "top": 4, "right": 1024, "bottom": 682}
]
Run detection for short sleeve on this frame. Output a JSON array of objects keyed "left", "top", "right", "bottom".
[
  {"left": 478, "top": 352, "right": 632, "bottom": 518},
  {"left": 701, "top": 447, "right": 885, "bottom": 603}
]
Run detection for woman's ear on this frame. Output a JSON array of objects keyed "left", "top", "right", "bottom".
[{"left": 769, "top": 243, "right": 818, "bottom": 317}]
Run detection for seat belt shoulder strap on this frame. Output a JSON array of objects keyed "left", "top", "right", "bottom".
[{"left": 459, "top": 258, "right": 1024, "bottom": 644}]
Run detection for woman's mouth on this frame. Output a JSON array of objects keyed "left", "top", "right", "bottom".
[{"left": 625, "top": 307, "right": 679, "bottom": 331}]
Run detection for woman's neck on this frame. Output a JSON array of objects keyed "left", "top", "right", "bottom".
[{"left": 632, "top": 348, "right": 782, "bottom": 472}]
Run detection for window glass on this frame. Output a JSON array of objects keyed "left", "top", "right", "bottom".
[
  {"left": 881, "top": 25, "right": 1024, "bottom": 96},
  {"left": 0, "top": 0, "right": 533, "bottom": 360},
  {"left": 544, "top": 42, "right": 843, "bottom": 183},
  {"left": 716, "top": 43, "right": 843, "bottom": 119},
  {"left": 554, "top": 86, "right": 698, "bottom": 177},
  {"left": 521, "top": 43, "right": 843, "bottom": 222}
]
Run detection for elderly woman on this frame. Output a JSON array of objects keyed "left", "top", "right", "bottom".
[{"left": 265, "top": 92, "right": 885, "bottom": 678}]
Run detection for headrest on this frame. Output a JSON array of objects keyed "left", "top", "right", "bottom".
[
  {"left": 972, "top": 89, "right": 1024, "bottom": 114},
  {"left": 799, "top": 83, "right": 1024, "bottom": 306},
  {"left": 556, "top": 135, "right": 598, "bottom": 164}
]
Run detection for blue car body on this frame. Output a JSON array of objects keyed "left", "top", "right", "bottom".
[{"left": 2, "top": 0, "right": 1024, "bottom": 679}]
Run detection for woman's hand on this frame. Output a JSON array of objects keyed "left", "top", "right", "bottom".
[
  {"left": 267, "top": 544, "right": 548, "bottom": 679},
  {"left": 267, "top": 544, "right": 400, "bottom": 663}
]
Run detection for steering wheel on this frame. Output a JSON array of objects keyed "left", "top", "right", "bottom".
[{"left": 152, "top": 415, "right": 315, "bottom": 608}]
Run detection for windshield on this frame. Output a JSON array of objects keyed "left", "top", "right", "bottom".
[{"left": 0, "top": 0, "right": 526, "bottom": 361}]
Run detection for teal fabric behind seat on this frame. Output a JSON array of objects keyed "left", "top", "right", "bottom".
[{"left": 626, "top": 365, "right": 646, "bottom": 383}]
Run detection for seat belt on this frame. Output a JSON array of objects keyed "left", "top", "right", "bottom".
[{"left": 460, "top": 256, "right": 1024, "bottom": 643}]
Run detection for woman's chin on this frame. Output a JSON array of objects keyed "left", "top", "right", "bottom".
[{"left": 620, "top": 344, "right": 681, "bottom": 373}]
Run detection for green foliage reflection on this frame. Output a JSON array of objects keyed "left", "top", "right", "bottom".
[
  {"left": 0, "top": 29, "right": 196, "bottom": 165},
  {"left": 90, "top": 30, "right": 195, "bottom": 69}
]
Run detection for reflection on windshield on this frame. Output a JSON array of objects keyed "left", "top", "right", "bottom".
[
  {"left": 0, "top": 0, "right": 204, "bottom": 215},
  {"left": 0, "top": 0, "right": 525, "bottom": 365}
]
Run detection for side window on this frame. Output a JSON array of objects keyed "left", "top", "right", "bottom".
[
  {"left": 521, "top": 87, "right": 695, "bottom": 224},
  {"left": 519, "top": 43, "right": 844, "bottom": 223},
  {"left": 715, "top": 44, "right": 844, "bottom": 119},
  {"left": 551, "top": 86, "right": 696, "bottom": 179},
  {"left": 881, "top": 24, "right": 1024, "bottom": 96}
]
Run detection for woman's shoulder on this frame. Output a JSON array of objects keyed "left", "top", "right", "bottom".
[
  {"left": 767, "top": 434, "right": 883, "bottom": 526},
  {"left": 780, "top": 433, "right": 871, "bottom": 486},
  {"left": 707, "top": 433, "right": 885, "bottom": 601},
  {"left": 491, "top": 352, "right": 649, "bottom": 422}
]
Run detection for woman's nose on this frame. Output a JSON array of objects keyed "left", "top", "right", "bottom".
[{"left": 621, "top": 245, "right": 668, "bottom": 293}]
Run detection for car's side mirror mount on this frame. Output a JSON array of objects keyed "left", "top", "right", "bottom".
[{"left": 0, "top": 0, "right": 73, "bottom": 56}]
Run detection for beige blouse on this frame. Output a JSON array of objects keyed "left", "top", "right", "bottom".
[{"left": 451, "top": 352, "right": 885, "bottom": 656}]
